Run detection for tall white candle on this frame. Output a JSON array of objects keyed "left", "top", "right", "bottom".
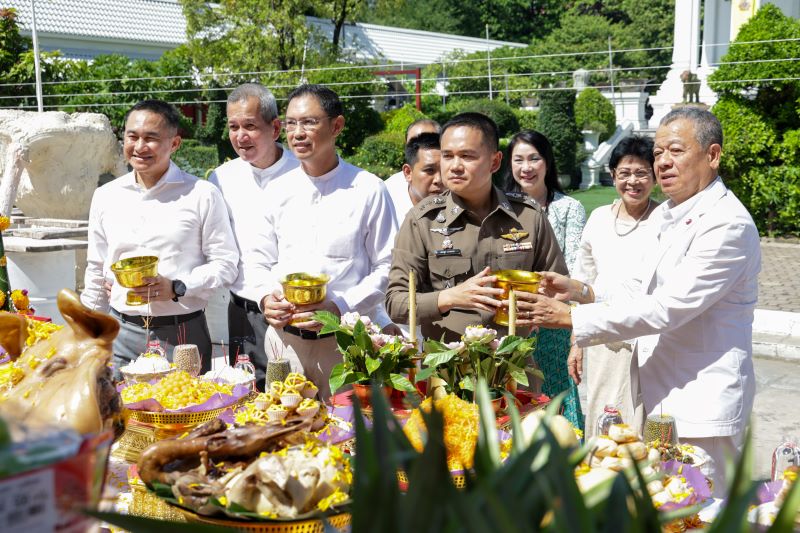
[
  {"left": 408, "top": 269, "right": 417, "bottom": 343},
  {"left": 508, "top": 290, "right": 517, "bottom": 336}
]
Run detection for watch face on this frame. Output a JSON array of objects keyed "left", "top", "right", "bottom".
[{"left": 173, "top": 280, "right": 187, "bottom": 297}]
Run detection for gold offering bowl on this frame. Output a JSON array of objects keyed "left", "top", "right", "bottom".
[
  {"left": 280, "top": 272, "right": 330, "bottom": 307},
  {"left": 110, "top": 256, "right": 159, "bottom": 306},
  {"left": 493, "top": 269, "right": 541, "bottom": 326}
]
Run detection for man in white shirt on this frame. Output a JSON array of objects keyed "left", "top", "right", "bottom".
[
  {"left": 522, "top": 107, "right": 760, "bottom": 496},
  {"left": 208, "top": 83, "right": 299, "bottom": 388},
  {"left": 384, "top": 119, "right": 441, "bottom": 221},
  {"left": 82, "top": 100, "right": 239, "bottom": 373},
  {"left": 249, "top": 85, "right": 397, "bottom": 400}
]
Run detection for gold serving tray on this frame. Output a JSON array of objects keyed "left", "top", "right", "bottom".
[
  {"left": 129, "top": 476, "right": 186, "bottom": 522},
  {"left": 180, "top": 507, "right": 351, "bottom": 533}
]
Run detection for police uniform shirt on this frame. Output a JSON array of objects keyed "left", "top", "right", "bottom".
[{"left": 385, "top": 187, "right": 568, "bottom": 342}]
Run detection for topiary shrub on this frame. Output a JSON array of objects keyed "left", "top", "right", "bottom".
[
  {"left": 574, "top": 87, "right": 616, "bottom": 142},
  {"left": 384, "top": 104, "right": 429, "bottom": 135},
  {"left": 174, "top": 139, "right": 220, "bottom": 179},
  {"left": 348, "top": 131, "right": 405, "bottom": 179},
  {"left": 536, "top": 90, "right": 581, "bottom": 184},
  {"left": 447, "top": 98, "right": 520, "bottom": 138},
  {"left": 513, "top": 108, "right": 539, "bottom": 133}
]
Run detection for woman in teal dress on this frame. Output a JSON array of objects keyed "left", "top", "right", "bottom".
[{"left": 503, "top": 130, "right": 586, "bottom": 430}]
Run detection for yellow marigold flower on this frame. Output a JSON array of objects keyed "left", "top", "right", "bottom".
[
  {"left": 0, "top": 256, "right": 6, "bottom": 267},
  {"left": 11, "top": 289, "right": 30, "bottom": 311},
  {"left": 316, "top": 489, "right": 348, "bottom": 512},
  {"left": 0, "top": 216, "right": 10, "bottom": 232}
]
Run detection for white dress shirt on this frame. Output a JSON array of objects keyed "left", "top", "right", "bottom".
[
  {"left": 384, "top": 171, "right": 413, "bottom": 225},
  {"left": 81, "top": 161, "right": 239, "bottom": 316},
  {"left": 208, "top": 146, "right": 299, "bottom": 302},
  {"left": 571, "top": 178, "right": 760, "bottom": 438},
  {"left": 247, "top": 158, "right": 398, "bottom": 314}
]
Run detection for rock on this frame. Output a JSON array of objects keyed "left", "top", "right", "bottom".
[{"left": 0, "top": 110, "right": 126, "bottom": 219}]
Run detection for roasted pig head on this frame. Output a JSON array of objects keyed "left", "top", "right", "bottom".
[{"left": 0, "top": 289, "right": 121, "bottom": 434}]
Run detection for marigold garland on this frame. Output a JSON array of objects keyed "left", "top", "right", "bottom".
[{"left": 0, "top": 216, "right": 10, "bottom": 232}]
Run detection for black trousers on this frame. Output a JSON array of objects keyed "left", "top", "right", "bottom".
[{"left": 228, "top": 293, "right": 269, "bottom": 390}]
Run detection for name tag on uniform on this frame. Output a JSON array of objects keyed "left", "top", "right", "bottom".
[
  {"left": 435, "top": 248, "right": 462, "bottom": 257},
  {"left": 503, "top": 242, "right": 533, "bottom": 253}
]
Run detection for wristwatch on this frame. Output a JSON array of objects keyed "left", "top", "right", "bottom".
[{"left": 172, "top": 279, "right": 187, "bottom": 302}]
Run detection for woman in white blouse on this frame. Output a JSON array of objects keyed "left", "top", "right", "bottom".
[
  {"left": 504, "top": 130, "right": 586, "bottom": 429},
  {"left": 572, "top": 135, "right": 660, "bottom": 438}
]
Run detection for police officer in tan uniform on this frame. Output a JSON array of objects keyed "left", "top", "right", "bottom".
[{"left": 386, "top": 112, "right": 568, "bottom": 342}]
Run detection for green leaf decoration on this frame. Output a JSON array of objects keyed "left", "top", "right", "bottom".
[
  {"left": 328, "top": 363, "right": 350, "bottom": 394},
  {"left": 422, "top": 348, "right": 459, "bottom": 367},
  {"left": 506, "top": 362, "right": 529, "bottom": 387},
  {"left": 388, "top": 372, "right": 417, "bottom": 392},
  {"left": 365, "top": 355, "right": 381, "bottom": 375},
  {"left": 413, "top": 366, "right": 437, "bottom": 383}
]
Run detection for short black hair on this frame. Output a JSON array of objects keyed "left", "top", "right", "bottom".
[
  {"left": 404, "top": 132, "right": 441, "bottom": 167},
  {"left": 441, "top": 112, "right": 499, "bottom": 152},
  {"left": 609, "top": 135, "right": 655, "bottom": 171},
  {"left": 286, "top": 84, "right": 343, "bottom": 118},
  {"left": 503, "top": 130, "right": 562, "bottom": 203},
  {"left": 124, "top": 99, "right": 181, "bottom": 132},
  {"left": 405, "top": 118, "right": 441, "bottom": 140}
]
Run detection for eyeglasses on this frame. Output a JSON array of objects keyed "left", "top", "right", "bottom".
[
  {"left": 614, "top": 170, "right": 652, "bottom": 182},
  {"left": 284, "top": 117, "right": 328, "bottom": 132}
]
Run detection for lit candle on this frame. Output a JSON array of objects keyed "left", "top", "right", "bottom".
[
  {"left": 408, "top": 269, "right": 417, "bottom": 343},
  {"left": 508, "top": 289, "right": 517, "bottom": 336}
]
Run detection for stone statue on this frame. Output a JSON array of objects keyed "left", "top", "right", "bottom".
[
  {"left": 680, "top": 70, "right": 701, "bottom": 104},
  {"left": 0, "top": 111, "right": 126, "bottom": 220},
  {"left": 573, "top": 69, "right": 590, "bottom": 90}
]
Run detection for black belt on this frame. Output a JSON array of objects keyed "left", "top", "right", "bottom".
[
  {"left": 230, "top": 292, "right": 261, "bottom": 314},
  {"left": 111, "top": 308, "right": 204, "bottom": 328},
  {"left": 283, "top": 325, "right": 334, "bottom": 340}
]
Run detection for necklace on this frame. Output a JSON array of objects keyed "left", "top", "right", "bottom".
[{"left": 614, "top": 199, "right": 652, "bottom": 237}]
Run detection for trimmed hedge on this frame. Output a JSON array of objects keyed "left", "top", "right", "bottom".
[
  {"left": 536, "top": 90, "right": 581, "bottom": 184},
  {"left": 384, "top": 104, "right": 429, "bottom": 135},
  {"left": 348, "top": 131, "right": 405, "bottom": 179},
  {"left": 174, "top": 139, "right": 220, "bottom": 179}
]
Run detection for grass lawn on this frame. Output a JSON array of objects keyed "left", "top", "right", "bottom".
[{"left": 568, "top": 186, "right": 618, "bottom": 215}]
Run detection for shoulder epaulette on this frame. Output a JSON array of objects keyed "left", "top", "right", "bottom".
[{"left": 414, "top": 195, "right": 446, "bottom": 218}]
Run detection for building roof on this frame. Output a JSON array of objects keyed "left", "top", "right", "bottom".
[
  {"left": 6, "top": 1, "right": 525, "bottom": 63},
  {"left": 6, "top": 0, "right": 185, "bottom": 46},
  {"left": 308, "top": 17, "right": 526, "bottom": 66}
]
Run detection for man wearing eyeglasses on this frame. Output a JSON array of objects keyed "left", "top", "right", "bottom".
[
  {"left": 521, "top": 107, "right": 760, "bottom": 496},
  {"left": 208, "top": 83, "right": 300, "bottom": 389},
  {"left": 246, "top": 84, "right": 397, "bottom": 399}
]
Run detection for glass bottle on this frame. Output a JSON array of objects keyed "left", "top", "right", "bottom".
[
  {"left": 596, "top": 404, "right": 623, "bottom": 436},
  {"left": 234, "top": 353, "right": 257, "bottom": 391}
]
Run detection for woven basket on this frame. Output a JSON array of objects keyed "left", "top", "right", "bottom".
[
  {"left": 180, "top": 507, "right": 351, "bottom": 532},
  {"left": 397, "top": 470, "right": 466, "bottom": 489}
]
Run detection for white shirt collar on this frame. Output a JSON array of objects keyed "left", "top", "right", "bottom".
[
  {"left": 123, "top": 160, "right": 185, "bottom": 192},
  {"left": 659, "top": 178, "right": 717, "bottom": 229},
  {"left": 304, "top": 157, "right": 342, "bottom": 182}
]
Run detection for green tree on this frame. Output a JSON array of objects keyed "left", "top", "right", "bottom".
[
  {"left": 179, "top": 0, "right": 317, "bottom": 74},
  {"left": 0, "top": 8, "right": 29, "bottom": 98},
  {"left": 709, "top": 4, "right": 800, "bottom": 236}
]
